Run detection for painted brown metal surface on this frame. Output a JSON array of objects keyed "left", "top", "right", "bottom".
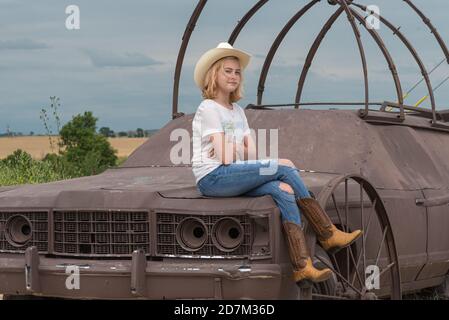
[
  {"left": 2, "top": 109, "right": 449, "bottom": 299},
  {"left": 2, "top": 0, "right": 449, "bottom": 300}
]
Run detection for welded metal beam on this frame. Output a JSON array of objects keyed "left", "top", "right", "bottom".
[
  {"left": 294, "top": 7, "right": 346, "bottom": 107},
  {"left": 403, "top": 0, "right": 449, "bottom": 64},
  {"left": 172, "top": 0, "right": 208, "bottom": 119},
  {"left": 349, "top": 7, "right": 405, "bottom": 120},
  {"left": 332, "top": 0, "right": 369, "bottom": 116},
  {"left": 256, "top": 0, "right": 321, "bottom": 105},
  {"left": 228, "top": 0, "right": 270, "bottom": 45},
  {"left": 352, "top": 2, "right": 436, "bottom": 123}
]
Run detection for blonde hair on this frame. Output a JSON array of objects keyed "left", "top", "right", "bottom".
[{"left": 202, "top": 56, "right": 244, "bottom": 103}]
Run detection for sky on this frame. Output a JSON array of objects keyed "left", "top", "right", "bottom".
[{"left": 1, "top": 0, "right": 449, "bottom": 135}]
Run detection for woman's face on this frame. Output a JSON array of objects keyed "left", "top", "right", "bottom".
[{"left": 216, "top": 58, "right": 241, "bottom": 95}]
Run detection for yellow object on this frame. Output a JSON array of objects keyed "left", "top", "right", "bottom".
[
  {"left": 283, "top": 222, "right": 332, "bottom": 286},
  {"left": 319, "top": 225, "right": 363, "bottom": 254},
  {"left": 293, "top": 257, "right": 333, "bottom": 284},
  {"left": 414, "top": 95, "right": 428, "bottom": 107},
  {"left": 297, "top": 198, "right": 363, "bottom": 254}
]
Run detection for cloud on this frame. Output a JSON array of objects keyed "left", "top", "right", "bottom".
[
  {"left": 0, "top": 39, "right": 49, "bottom": 50},
  {"left": 252, "top": 53, "right": 266, "bottom": 59},
  {"left": 84, "top": 49, "right": 164, "bottom": 68}
]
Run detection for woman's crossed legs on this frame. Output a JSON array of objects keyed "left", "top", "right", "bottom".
[{"left": 197, "top": 159, "right": 311, "bottom": 225}]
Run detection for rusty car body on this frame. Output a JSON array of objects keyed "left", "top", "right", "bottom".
[{"left": 1, "top": 0, "right": 449, "bottom": 299}]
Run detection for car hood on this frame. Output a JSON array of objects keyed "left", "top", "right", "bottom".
[
  {"left": 0, "top": 166, "right": 340, "bottom": 213},
  {"left": 0, "top": 167, "right": 290, "bottom": 212}
]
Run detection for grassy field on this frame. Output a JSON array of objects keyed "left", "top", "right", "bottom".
[{"left": 0, "top": 136, "right": 147, "bottom": 160}]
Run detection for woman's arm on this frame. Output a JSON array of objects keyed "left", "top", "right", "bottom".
[
  {"left": 209, "top": 132, "right": 238, "bottom": 164},
  {"left": 243, "top": 134, "right": 257, "bottom": 160},
  {"left": 209, "top": 132, "right": 256, "bottom": 164}
]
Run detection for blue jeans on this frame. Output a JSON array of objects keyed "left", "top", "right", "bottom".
[{"left": 197, "top": 160, "right": 311, "bottom": 225}]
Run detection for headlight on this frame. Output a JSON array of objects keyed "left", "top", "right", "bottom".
[
  {"left": 212, "top": 217, "right": 244, "bottom": 252},
  {"left": 5, "top": 215, "right": 33, "bottom": 247},
  {"left": 175, "top": 217, "right": 208, "bottom": 252}
]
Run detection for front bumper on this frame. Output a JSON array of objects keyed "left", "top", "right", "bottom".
[{"left": 0, "top": 250, "right": 286, "bottom": 299}]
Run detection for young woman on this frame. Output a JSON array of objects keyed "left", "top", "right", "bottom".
[{"left": 191, "top": 42, "right": 362, "bottom": 286}]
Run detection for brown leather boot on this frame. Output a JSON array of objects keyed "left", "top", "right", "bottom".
[
  {"left": 283, "top": 221, "right": 332, "bottom": 287},
  {"left": 297, "top": 198, "right": 363, "bottom": 254}
]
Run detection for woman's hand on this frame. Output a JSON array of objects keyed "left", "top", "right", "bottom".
[
  {"left": 243, "top": 134, "right": 257, "bottom": 160},
  {"left": 208, "top": 133, "right": 256, "bottom": 164}
]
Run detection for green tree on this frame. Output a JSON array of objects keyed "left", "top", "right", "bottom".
[
  {"left": 59, "top": 111, "right": 118, "bottom": 176},
  {"left": 118, "top": 131, "right": 128, "bottom": 137},
  {"left": 136, "top": 128, "right": 144, "bottom": 137},
  {"left": 99, "top": 126, "right": 112, "bottom": 137}
]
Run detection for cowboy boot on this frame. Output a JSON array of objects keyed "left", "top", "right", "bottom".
[
  {"left": 283, "top": 221, "right": 332, "bottom": 287},
  {"left": 297, "top": 197, "right": 362, "bottom": 254}
]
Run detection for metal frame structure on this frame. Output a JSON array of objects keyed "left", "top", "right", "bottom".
[
  {"left": 172, "top": 0, "right": 449, "bottom": 130},
  {"left": 4, "top": 0, "right": 449, "bottom": 302}
]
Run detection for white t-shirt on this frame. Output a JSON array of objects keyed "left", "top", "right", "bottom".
[{"left": 191, "top": 99, "right": 251, "bottom": 183}]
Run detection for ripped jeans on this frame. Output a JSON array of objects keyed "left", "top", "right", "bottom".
[{"left": 197, "top": 160, "right": 311, "bottom": 225}]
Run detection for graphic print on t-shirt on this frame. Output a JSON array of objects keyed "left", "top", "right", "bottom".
[{"left": 222, "top": 119, "right": 245, "bottom": 144}]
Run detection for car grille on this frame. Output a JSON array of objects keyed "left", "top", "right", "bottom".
[
  {"left": 156, "top": 213, "right": 252, "bottom": 258},
  {"left": 54, "top": 210, "right": 150, "bottom": 257},
  {"left": 0, "top": 211, "right": 48, "bottom": 253}
]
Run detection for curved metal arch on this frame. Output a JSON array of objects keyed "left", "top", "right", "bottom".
[
  {"left": 172, "top": 0, "right": 271, "bottom": 118},
  {"left": 228, "top": 0, "right": 270, "bottom": 45},
  {"left": 256, "top": 0, "right": 321, "bottom": 105},
  {"left": 403, "top": 0, "right": 449, "bottom": 64},
  {"left": 349, "top": 7, "right": 405, "bottom": 119},
  {"left": 294, "top": 7, "right": 352, "bottom": 107},
  {"left": 170, "top": 0, "right": 446, "bottom": 119},
  {"left": 172, "top": 0, "right": 208, "bottom": 119},
  {"left": 352, "top": 3, "right": 437, "bottom": 123},
  {"left": 330, "top": 0, "right": 369, "bottom": 114}
]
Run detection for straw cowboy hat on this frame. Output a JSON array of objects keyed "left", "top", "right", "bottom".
[{"left": 194, "top": 42, "right": 251, "bottom": 89}]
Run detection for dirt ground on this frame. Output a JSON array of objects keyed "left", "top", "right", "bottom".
[{"left": 0, "top": 136, "right": 147, "bottom": 159}]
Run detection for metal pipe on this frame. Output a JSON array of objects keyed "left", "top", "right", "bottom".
[
  {"left": 248, "top": 101, "right": 384, "bottom": 108},
  {"left": 352, "top": 2, "right": 436, "bottom": 122},
  {"left": 172, "top": 0, "right": 208, "bottom": 119},
  {"left": 414, "top": 75, "right": 449, "bottom": 108},
  {"left": 294, "top": 7, "right": 346, "bottom": 107},
  {"left": 403, "top": 0, "right": 449, "bottom": 64},
  {"left": 334, "top": 0, "right": 369, "bottom": 116},
  {"left": 228, "top": 0, "right": 270, "bottom": 45},
  {"left": 256, "top": 0, "right": 320, "bottom": 105},
  {"left": 404, "top": 58, "right": 445, "bottom": 98},
  {"left": 349, "top": 8, "right": 405, "bottom": 120},
  {"left": 416, "top": 194, "right": 449, "bottom": 207}
]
